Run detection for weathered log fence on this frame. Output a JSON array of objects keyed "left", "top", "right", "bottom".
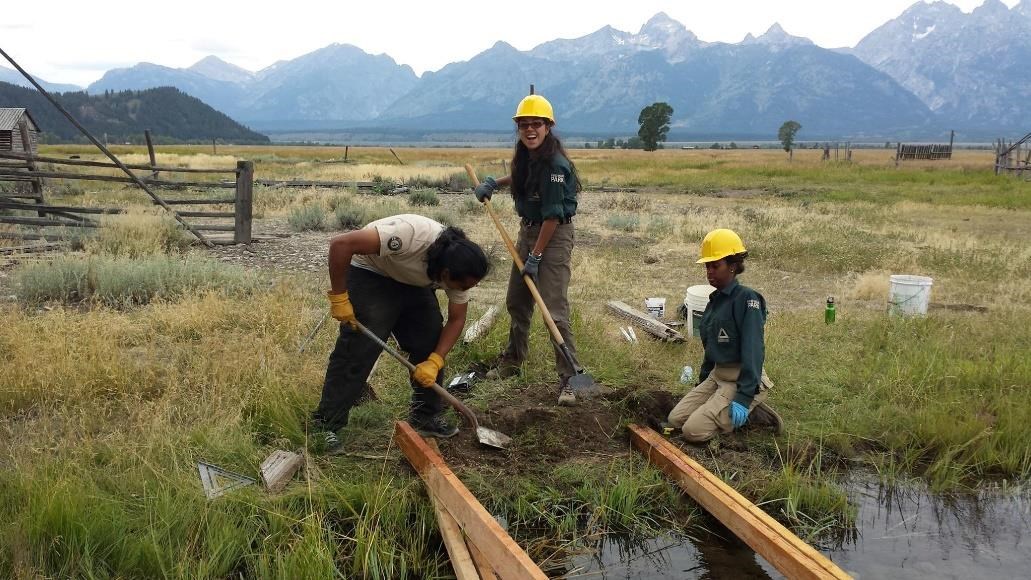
[
  {"left": 994, "top": 132, "right": 1031, "bottom": 180},
  {"left": 0, "top": 150, "right": 254, "bottom": 249},
  {"left": 895, "top": 131, "right": 955, "bottom": 165}
]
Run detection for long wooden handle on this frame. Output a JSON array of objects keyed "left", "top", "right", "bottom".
[
  {"left": 464, "top": 164, "right": 567, "bottom": 348},
  {"left": 354, "top": 321, "right": 479, "bottom": 430}
]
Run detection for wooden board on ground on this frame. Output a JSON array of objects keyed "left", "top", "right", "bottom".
[
  {"left": 463, "top": 305, "right": 500, "bottom": 343},
  {"left": 628, "top": 424, "right": 852, "bottom": 580},
  {"left": 394, "top": 421, "right": 546, "bottom": 580},
  {"left": 259, "top": 449, "right": 304, "bottom": 494},
  {"left": 606, "top": 301, "right": 686, "bottom": 342},
  {"left": 425, "top": 438, "right": 489, "bottom": 580}
]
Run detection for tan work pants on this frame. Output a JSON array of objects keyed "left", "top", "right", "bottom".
[
  {"left": 667, "top": 364, "right": 772, "bottom": 442},
  {"left": 501, "top": 222, "right": 579, "bottom": 379}
]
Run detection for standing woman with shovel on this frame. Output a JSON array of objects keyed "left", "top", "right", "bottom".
[{"left": 474, "top": 93, "right": 584, "bottom": 406}]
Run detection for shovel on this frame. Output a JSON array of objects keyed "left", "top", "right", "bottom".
[
  {"left": 465, "top": 164, "right": 599, "bottom": 396},
  {"left": 353, "top": 320, "right": 511, "bottom": 450}
]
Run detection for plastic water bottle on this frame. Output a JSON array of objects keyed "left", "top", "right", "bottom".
[
  {"left": 825, "top": 296, "right": 836, "bottom": 324},
  {"left": 679, "top": 365, "right": 694, "bottom": 384}
]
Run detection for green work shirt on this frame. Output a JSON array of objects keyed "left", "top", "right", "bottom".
[
  {"left": 514, "top": 153, "right": 578, "bottom": 222},
  {"left": 697, "top": 279, "right": 768, "bottom": 408}
]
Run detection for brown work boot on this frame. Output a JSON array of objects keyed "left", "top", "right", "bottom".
[
  {"left": 484, "top": 354, "right": 521, "bottom": 380},
  {"left": 557, "top": 376, "right": 576, "bottom": 406},
  {"left": 749, "top": 401, "right": 784, "bottom": 434}
]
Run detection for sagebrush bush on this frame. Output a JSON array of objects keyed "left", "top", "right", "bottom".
[
  {"left": 407, "top": 189, "right": 439, "bottom": 207},
  {"left": 287, "top": 204, "right": 327, "bottom": 231},
  {"left": 334, "top": 200, "right": 367, "bottom": 230},
  {"left": 14, "top": 255, "right": 263, "bottom": 307},
  {"left": 605, "top": 214, "right": 640, "bottom": 232}
]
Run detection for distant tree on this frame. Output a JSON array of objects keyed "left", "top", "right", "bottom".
[
  {"left": 584, "top": 141, "right": 592, "bottom": 149},
  {"left": 603, "top": 138, "right": 616, "bottom": 149},
  {"left": 729, "top": 142, "right": 738, "bottom": 149},
  {"left": 615, "top": 139, "right": 625, "bottom": 148},
  {"left": 778, "top": 120, "right": 802, "bottom": 159},
  {"left": 710, "top": 142, "right": 722, "bottom": 150},
  {"left": 885, "top": 141, "right": 893, "bottom": 149},
  {"left": 637, "top": 102, "right": 674, "bottom": 151}
]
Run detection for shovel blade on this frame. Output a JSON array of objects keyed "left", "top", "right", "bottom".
[
  {"left": 476, "top": 427, "right": 511, "bottom": 450},
  {"left": 568, "top": 372, "right": 600, "bottom": 396}
]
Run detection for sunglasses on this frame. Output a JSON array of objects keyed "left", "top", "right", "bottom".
[{"left": 516, "top": 120, "right": 546, "bottom": 131}]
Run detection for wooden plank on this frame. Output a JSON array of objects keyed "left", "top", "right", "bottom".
[
  {"left": 463, "top": 305, "right": 499, "bottom": 344},
  {"left": 174, "top": 210, "right": 235, "bottom": 218},
  {"left": 605, "top": 300, "right": 686, "bottom": 343},
  {"left": 0, "top": 150, "right": 234, "bottom": 174},
  {"left": 0, "top": 216, "right": 97, "bottom": 228},
  {"left": 234, "top": 160, "right": 253, "bottom": 244},
  {"left": 425, "top": 439, "right": 482, "bottom": 580},
  {"left": 628, "top": 425, "right": 851, "bottom": 580},
  {"left": 0, "top": 242, "right": 66, "bottom": 255},
  {"left": 259, "top": 450, "right": 304, "bottom": 494},
  {"left": 393, "top": 422, "right": 546, "bottom": 580},
  {"left": 0, "top": 201, "right": 123, "bottom": 214},
  {"left": 153, "top": 198, "right": 236, "bottom": 205},
  {"left": 190, "top": 224, "right": 236, "bottom": 232},
  {"left": 144, "top": 129, "right": 159, "bottom": 180},
  {"left": 0, "top": 168, "right": 235, "bottom": 188}
]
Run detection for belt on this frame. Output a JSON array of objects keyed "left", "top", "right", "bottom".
[{"left": 521, "top": 216, "right": 573, "bottom": 226}]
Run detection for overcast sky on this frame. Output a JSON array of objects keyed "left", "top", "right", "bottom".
[{"left": 0, "top": 0, "right": 1017, "bottom": 86}]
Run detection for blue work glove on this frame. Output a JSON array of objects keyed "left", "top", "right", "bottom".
[
  {"left": 521, "top": 252, "right": 541, "bottom": 281},
  {"left": 729, "top": 401, "right": 749, "bottom": 430},
  {"left": 474, "top": 176, "right": 497, "bottom": 202}
]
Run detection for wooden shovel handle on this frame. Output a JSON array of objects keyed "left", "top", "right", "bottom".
[
  {"left": 354, "top": 321, "right": 479, "bottom": 430},
  {"left": 465, "top": 164, "right": 567, "bottom": 347}
]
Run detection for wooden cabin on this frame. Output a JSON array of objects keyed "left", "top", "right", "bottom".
[{"left": 0, "top": 108, "right": 40, "bottom": 155}]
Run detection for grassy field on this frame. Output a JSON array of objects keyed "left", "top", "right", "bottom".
[{"left": 1, "top": 145, "right": 1029, "bottom": 577}]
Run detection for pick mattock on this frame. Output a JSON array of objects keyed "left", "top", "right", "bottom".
[
  {"left": 465, "top": 164, "right": 600, "bottom": 396},
  {"left": 353, "top": 320, "right": 511, "bottom": 450}
]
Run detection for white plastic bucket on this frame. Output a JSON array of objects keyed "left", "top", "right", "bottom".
[
  {"left": 684, "top": 284, "right": 716, "bottom": 337},
  {"left": 888, "top": 275, "right": 933, "bottom": 316},
  {"left": 644, "top": 297, "right": 666, "bottom": 319}
]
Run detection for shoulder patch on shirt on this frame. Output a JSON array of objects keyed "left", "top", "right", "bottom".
[
  {"left": 387, "top": 236, "right": 402, "bottom": 251},
  {"left": 747, "top": 299, "right": 761, "bottom": 310},
  {"left": 550, "top": 173, "right": 565, "bottom": 183}
]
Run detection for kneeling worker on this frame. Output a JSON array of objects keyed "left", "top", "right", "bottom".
[
  {"left": 311, "top": 214, "right": 490, "bottom": 450},
  {"left": 667, "top": 228, "right": 783, "bottom": 442}
]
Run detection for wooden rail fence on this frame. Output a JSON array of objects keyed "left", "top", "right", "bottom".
[
  {"left": 0, "top": 150, "right": 254, "bottom": 249},
  {"left": 995, "top": 132, "right": 1031, "bottom": 180}
]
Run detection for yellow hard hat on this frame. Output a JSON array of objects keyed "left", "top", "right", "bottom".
[
  {"left": 513, "top": 94, "right": 555, "bottom": 123},
  {"left": 696, "top": 229, "right": 747, "bottom": 263}
]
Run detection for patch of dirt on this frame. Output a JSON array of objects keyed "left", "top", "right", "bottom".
[
  {"left": 205, "top": 218, "right": 331, "bottom": 274},
  {"left": 438, "top": 386, "right": 678, "bottom": 473}
]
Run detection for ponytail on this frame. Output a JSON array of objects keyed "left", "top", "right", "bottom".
[{"left": 426, "top": 226, "right": 490, "bottom": 282}]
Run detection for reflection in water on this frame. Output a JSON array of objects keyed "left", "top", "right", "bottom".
[
  {"left": 825, "top": 479, "right": 1030, "bottom": 579},
  {"left": 561, "top": 478, "right": 1030, "bottom": 579}
]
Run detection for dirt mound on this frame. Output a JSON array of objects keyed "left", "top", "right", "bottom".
[{"left": 437, "top": 385, "right": 677, "bottom": 473}]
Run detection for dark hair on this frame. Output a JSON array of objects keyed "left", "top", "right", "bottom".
[
  {"left": 510, "top": 128, "right": 582, "bottom": 203},
  {"left": 724, "top": 251, "right": 748, "bottom": 275},
  {"left": 426, "top": 226, "right": 490, "bottom": 282}
]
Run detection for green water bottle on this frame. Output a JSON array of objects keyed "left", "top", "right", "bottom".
[{"left": 825, "top": 296, "right": 836, "bottom": 324}]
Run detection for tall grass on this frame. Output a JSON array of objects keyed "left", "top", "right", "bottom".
[{"left": 86, "top": 210, "right": 192, "bottom": 258}]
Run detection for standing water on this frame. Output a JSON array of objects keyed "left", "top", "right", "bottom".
[{"left": 561, "top": 477, "right": 1030, "bottom": 578}]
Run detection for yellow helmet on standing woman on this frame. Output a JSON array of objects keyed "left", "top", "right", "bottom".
[
  {"left": 513, "top": 94, "right": 555, "bottom": 122},
  {"left": 696, "top": 229, "right": 747, "bottom": 263}
]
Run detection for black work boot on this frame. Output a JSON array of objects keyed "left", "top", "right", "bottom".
[
  {"left": 749, "top": 401, "right": 784, "bottom": 434},
  {"left": 410, "top": 414, "right": 459, "bottom": 439}
]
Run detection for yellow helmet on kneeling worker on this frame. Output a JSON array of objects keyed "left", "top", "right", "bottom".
[{"left": 697, "top": 229, "right": 747, "bottom": 263}]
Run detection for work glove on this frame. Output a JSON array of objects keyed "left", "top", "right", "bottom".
[
  {"left": 474, "top": 176, "right": 498, "bottom": 202},
  {"left": 327, "top": 291, "right": 357, "bottom": 328},
  {"left": 521, "top": 252, "right": 541, "bottom": 281},
  {"left": 413, "top": 353, "right": 445, "bottom": 387},
  {"left": 729, "top": 401, "right": 750, "bottom": 430}
]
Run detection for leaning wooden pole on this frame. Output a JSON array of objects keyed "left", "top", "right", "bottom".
[
  {"left": 628, "top": 425, "right": 852, "bottom": 580},
  {"left": 394, "top": 422, "right": 545, "bottom": 580},
  {"left": 0, "top": 46, "right": 214, "bottom": 247}
]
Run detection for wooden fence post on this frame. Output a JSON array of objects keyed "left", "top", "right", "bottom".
[
  {"left": 18, "top": 120, "right": 46, "bottom": 217},
  {"left": 145, "top": 130, "right": 159, "bottom": 180},
  {"left": 235, "top": 160, "right": 253, "bottom": 244}
]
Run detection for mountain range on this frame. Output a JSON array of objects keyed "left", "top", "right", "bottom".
[
  {"left": 0, "top": 82, "right": 269, "bottom": 144},
  {"left": 8, "top": 1, "right": 1031, "bottom": 139}
]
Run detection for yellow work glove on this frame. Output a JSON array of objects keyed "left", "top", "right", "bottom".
[
  {"left": 327, "top": 291, "right": 356, "bottom": 327},
  {"left": 412, "top": 353, "right": 445, "bottom": 387}
]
